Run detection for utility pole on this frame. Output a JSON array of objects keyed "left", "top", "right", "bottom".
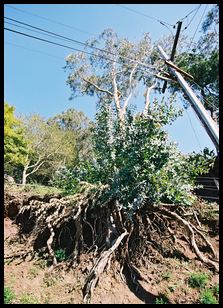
[
  {"left": 157, "top": 45, "right": 219, "bottom": 152},
  {"left": 162, "top": 21, "right": 182, "bottom": 93}
]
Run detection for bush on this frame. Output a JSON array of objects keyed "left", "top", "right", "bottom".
[
  {"left": 55, "top": 248, "right": 67, "bottom": 262},
  {"left": 200, "top": 289, "right": 218, "bottom": 304},
  {"left": 53, "top": 101, "right": 215, "bottom": 215},
  {"left": 188, "top": 272, "right": 209, "bottom": 289}
]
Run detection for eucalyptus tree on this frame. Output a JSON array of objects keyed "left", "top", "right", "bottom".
[
  {"left": 64, "top": 29, "right": 162, "bottom": 125},
  {"left": 13, "top": 30, "right": 218, "bottom": 304}
]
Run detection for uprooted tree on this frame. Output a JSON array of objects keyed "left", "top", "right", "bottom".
[{"left": 11, "top": 29, "right": 218, "bottom": 302}]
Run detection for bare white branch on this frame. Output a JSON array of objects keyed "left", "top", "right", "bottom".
[
  {"left": 143, "top": 80, "right": 157, "bottom": 114},
  {"left": 121, "top": 64, "right": 138, "bottom": 118}
]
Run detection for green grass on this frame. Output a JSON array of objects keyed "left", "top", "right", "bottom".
[
  {"left": 155, "top": 294, "right": 169, "bottom": 304},
  {"left": 200, "top": 289, "right": 218, "bottom": 304},
  {"left": 19, "top": 293, "right": 39, "bottom": 304},
  {"left": 212, "top": 284, "right": 219, "bottom": 297},
  {"left": 188, "top": 272, "right": 209, "bottom": 289},
  {"left": 4, "top": 287, "right": 15, "bottom": 304},
  {"left": 27, "top": 267, "right": 39, "bottom": 279},
  {"left": 5, "top": 183, "right": 63, "bottom": 196}
]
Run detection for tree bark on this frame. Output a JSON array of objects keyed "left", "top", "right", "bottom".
[{"left": 22, "top": 165, "right": 28, "bottom": 186}]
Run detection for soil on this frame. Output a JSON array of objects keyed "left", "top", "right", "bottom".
[{"left": 4, "top": 192, "right": 219, "bottom": 304}]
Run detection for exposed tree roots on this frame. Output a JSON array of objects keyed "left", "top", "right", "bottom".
[{"left": 5, "top": 184, "right": 219, "bottom": 302}]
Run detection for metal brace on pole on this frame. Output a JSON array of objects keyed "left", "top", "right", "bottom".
[{"left": 157, "top": 45, "right": 219, "bottom": 152}]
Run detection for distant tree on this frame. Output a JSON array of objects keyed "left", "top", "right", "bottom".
[
  {"left": 21, "top": 114, "right": 75, "bottom": 185},
  {"left": 173, "top": 5, "right": 219, "bottom": 122},
  {"left": 4, "top": 102, "right": 28, "bottom": 176},
  {"left": 48, "top": 108, "right": 93, "bottom": 164}
]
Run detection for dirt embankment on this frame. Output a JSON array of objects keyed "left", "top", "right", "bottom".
[{"left": 4, "top": 189, "right": 219, "bottom": 304}]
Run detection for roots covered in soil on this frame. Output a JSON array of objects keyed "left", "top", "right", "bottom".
[{"left": 5, "top": 183, "right": 219, "bottom": 303}]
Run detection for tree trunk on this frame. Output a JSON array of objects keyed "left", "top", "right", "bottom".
[{"left": 22, "top": 166, "right": 28, "bottom": 186}]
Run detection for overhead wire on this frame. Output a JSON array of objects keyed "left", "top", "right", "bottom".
[
  {"left": 159, "top": 21, "right": 174, "bottom": 39},
  {"left": 176, "top": 4, "right": 218, "bottom": 120},
  {"left": 4, "top": 27, "right": 158, "bottom": 77},
  {"left": 4, "top": 16, "right": 157, "bottom": 71},
  {"left": 184, "top": 107, "right": 202, "bottom": 151},
  {"left": 116, "top": 4, "right": 175, "bottom": 27},
  {"left": 190, "top": 80, "right": 219, "bottom": 110},
  {"left": 4, "top": 4, "right": 94, "bottom": 36},
  {"left": 186, "top": 4, "right": 219, "bottom": 117},
  {"left": 179, "top": 4, "right": 203, "bottom": 22},
  {"left": 182, "top": 4, "right": 202, "bottom": 30},
  {"left": 5, "top": 41, "right": 63, "bottom": 60},
  {"left": 4, "top": 20, "right": 76, "bottom": 43},
  {"left": 187, "top": 5, "right": 209, "bottom": 52}
]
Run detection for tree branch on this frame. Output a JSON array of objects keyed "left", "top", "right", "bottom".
[
  {"left": 143, "top": 80, "right": 157, "bottom": 114},
  {"left": 81, "top": 76, "right": 113, "bottom": 96},
  {"left": 121, "top": 64, "right": 138, "bottom": 119},
  {"left": 26, "top": 160, "right": 47, "bottom": 177},
  {"left": 111, "top": 62, "right": 122, "bottom": 119},
  {"left": 26, "top": 156, "right": 42, "bottom": 170}
]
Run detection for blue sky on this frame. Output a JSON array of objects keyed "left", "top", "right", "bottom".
[{"left": 4, "top": 4, "right": 217, "bottom": 154}]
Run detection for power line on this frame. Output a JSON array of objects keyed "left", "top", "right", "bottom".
[
  {"left": 190, "top": 80, "right": 219, "bottom": 110},
  {"left": 4, "top": 27, "right": 120, "bottom": 62},
  {"left": 4, "top": 27, "right": 157, "bottom": 77},
  {"left": 4, "top": 20, "right": 75, "bottom": 44},
  {"left": 179, "top": 4, "right": 202, "bottom": 22},
  {"left": 159, "top": 21, "right": 174, "bottom": 39},
  {"left": 183, "top": 4, "right": 202, "bottom": 30},
  {"left": 187, "top": 5, "right": 209, "bottom": 55},
  {"left": 116, "top": 4, "right": 175, "bottom": 27},
  {"left": 185, "top": 107, "right": 202, "bottom": 151},
  {"left": 5, "top": 41, "right": 63, "bottom": 60},
  {"left": 5, "top": 4, "right": 94, "bottom": 36},
  {"left": 4, "top": 16, "right": 157, "bottom": 71},
  {"left": 183, "top": 5, "right": 219, "bottom": 114}
]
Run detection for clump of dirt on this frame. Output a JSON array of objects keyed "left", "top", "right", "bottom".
[{"left": 4, "top": 188, "right": 62, "bottom": 219}]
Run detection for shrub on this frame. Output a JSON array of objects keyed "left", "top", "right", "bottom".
[
  {"left": 54, "top": 248, "right": 67, "bottom": 262},
  {"left": 188, "top": 272, "right": 209, "bottom": 289},
  {"left": 53, "top": 100, "right": 215, "bottom": 216},
  {"left": 200, "top": 289, "right": 218, "bottom": 304}
]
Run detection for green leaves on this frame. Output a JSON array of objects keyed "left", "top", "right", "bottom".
[
  {"left": 59, "top": 97, "right": 214, "bottom": 212},
  {"left": 4, "top": 102, "right": 28, "bottom": 169},
  {"left": 173, "top": 5, "right": 219, "bottom": 122},
  {"left": 62, "top": 29, "right": 217, "bottom": 215}
]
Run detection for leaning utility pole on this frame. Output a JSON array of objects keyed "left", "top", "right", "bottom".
[{"left": 157, "top": 45, "right": 219, "bottom": 152}]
